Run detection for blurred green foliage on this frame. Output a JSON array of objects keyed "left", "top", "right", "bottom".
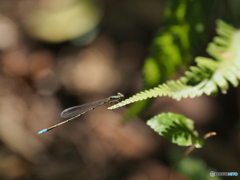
[
  {"left": 24, "top": 0, "right": 102, "bottom": 43},
  {"left": 126, "top": 0, "right": 219, "bottom": 118},
  {"left": 175, "top": 157, "right": 222, "bottom": 180}
]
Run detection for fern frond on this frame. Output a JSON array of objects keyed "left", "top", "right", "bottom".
[{"left": 109, "top": 20, "right": 240, "bottom": 109}]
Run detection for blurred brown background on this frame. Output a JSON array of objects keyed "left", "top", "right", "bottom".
[{"left": 0, "top": 0, "right": 239, "bottom": 180}]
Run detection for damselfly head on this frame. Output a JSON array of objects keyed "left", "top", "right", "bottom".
[
  {"left": 109, "top": 92, "right": 125, "bottom": 103},
  {"left": 117, "top": 92, "right": 124, "bottom": 100}
]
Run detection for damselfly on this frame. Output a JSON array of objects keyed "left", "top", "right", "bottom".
[{"left": 38, "top": 92, "right": 124, "bottom": 135}]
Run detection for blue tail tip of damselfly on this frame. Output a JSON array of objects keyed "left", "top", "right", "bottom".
[{"left": 38, "top": 129, "right": 48, "bottom": 135}]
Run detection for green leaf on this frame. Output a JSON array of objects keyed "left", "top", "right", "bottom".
[{"left": 146, "top": 113, "right": 203, "bottom": 147}]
